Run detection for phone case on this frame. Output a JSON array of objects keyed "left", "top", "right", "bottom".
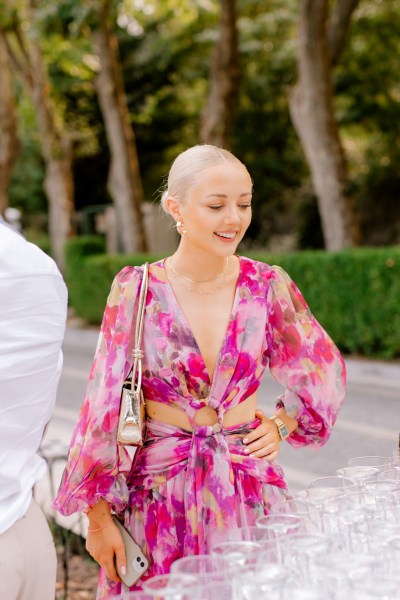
[{"left": 112, "top": 516, "right": 149, "bottom": 587}]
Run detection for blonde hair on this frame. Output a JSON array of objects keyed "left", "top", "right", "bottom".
[{"left": 160, "top": 144, "right": 246, "bottom": 214}]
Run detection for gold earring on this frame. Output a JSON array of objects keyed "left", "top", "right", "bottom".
[{"left": 174, "top": 221, "right": 186, "bottom": 235}]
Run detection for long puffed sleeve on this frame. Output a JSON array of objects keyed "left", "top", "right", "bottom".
[
  {"left": 265, "top": 266, "right": 346, "bottom": 448},
  {"left": 53, "top": 266, "right": 141, "bottom": 515}
]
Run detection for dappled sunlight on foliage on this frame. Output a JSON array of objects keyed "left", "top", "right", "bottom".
[{"left": 2, "top": 0, "right": 400, "bottom": 250}]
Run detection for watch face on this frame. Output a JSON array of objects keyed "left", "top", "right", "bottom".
[{"left": 280, "top": 424, "right": 289, "bottom": 439}]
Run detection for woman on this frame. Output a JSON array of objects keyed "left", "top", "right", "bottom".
[{"left": 53, "top": 145, "right": 346, "bottom": 598}]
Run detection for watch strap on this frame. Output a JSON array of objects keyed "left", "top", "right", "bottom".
[{"left": 269, "top": 414, "right": 289, "bottom": 440}]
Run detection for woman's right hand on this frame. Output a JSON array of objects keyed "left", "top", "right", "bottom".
[{"left": 85, "top": 500, "right": 127, "bottom": 582}]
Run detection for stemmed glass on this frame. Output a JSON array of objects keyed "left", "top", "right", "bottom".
[
  {"left": 191, "top": 580, "right": 236, "bottom": 600},
  {"left": 235, "top": 563, "right": 289, "bottom": 600},
  {"left": 227, "top": 525, "right": 276, "bottom": 543},
  {"left": 278, "top": 587, "right": 329, "bottom": 600},
  {"left": 312, "top": 550, "right": 380, "bottom": 597},
  {"left": 348, "top": 456, "right": 392, "bottom": 476},
  {"left": 349, "top": 576, "right": 400, "bottom": 599},
  {"left": 141, "top": 573, "right": 197, "bottom": 599},
  {"left": 255, "top": 513, "right": 307, "bottom": 536},
  {"left": 170, "top": 554, "right": 233, "bottom": 583},
  {"left": 294, "top": 476, "right": 356, "bottom": 535},
  {"left": 381, "top": 466, "right": 400, "bottom": 483},
  {"left": 392, "top": 449, "right": 400, "bottom": 466},
  {"left": 279, "top": 532, "right": 332, "bottom": 587},
  {"left": 305, "top": 475, "right": 356, "bottom": 498},
  {"left": 255, "top": 513, "right": 310, "bottom": 560},
  {"left": 336, "top": 466, "right": 380, "bottom": 486},
  {"left": 269, "top": 499, "right": 324, "bottom": 533},
  {"left": 210, "top": 540, "right": 261, "bottom": 568}
]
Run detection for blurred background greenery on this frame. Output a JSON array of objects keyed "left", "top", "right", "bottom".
[
  {"left": 1, "top": 0, "right": 399, "bottom": 355},
  {"left": 2, "top": 0, "right": 399, "bottom": 253}
]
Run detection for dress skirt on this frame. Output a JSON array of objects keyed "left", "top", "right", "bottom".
[{"left": 96, "top": 417, "right": 290, "bottom": 598}]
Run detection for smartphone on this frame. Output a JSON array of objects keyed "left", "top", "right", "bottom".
[{"left": 112, "top": 516, "right": 149, "bottom": 587}]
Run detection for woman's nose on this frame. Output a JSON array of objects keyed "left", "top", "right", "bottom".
[{"left": 224, "top": 207, "right": 241, "bottom": 225}]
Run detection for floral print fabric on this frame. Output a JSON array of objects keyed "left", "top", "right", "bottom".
[{"left": 53, "top": 257, "right": 346, "bottom": 598}]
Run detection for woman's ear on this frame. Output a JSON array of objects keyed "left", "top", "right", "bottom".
[{"left": 165, "top": 196, "right": 181, "bottom": 222}]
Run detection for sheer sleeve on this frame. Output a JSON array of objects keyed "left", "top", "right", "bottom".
[
  {"left": 52, "top": 266, "right": 141, "bottom": 515},
  {"left": 265, "top": 265, "right": 346, "bottom": 448}
]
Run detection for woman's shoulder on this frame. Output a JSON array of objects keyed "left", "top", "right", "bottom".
[
  {"left": 114, "top": 264, "right": 143, "bottom": 285},
  {"left": 113, "top": 258, "right": 166, "bottom": 292},
  {"left": 240, "top": 256, "right": 288, "bottom": 281},
  {"left": 239, "top": 255, "right": 275, "bottom": 279}
]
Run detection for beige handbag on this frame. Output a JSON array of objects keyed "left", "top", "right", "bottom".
[{"left": 117, "top": 263, "right": 149, "bottom": 446}]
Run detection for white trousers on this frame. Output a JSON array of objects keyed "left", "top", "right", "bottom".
[{"left": 0, "top": 498, "right": 57, "bottom": 600}]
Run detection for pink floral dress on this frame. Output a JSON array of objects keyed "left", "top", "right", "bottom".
[{"left": 53, "top": 257, "right": 346, "bottom": 598}]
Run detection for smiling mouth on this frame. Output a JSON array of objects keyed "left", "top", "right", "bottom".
[{"left": 214, "top": 232, "right": 237, "bottom": 240}]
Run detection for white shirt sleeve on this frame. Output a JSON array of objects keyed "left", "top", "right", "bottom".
[{"left": 0, "top": 225, "right": 68, "bottom": 532}]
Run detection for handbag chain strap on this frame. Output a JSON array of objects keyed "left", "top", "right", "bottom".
[{"left": 128, "top": 262, "right": 149, "bottom": 396}]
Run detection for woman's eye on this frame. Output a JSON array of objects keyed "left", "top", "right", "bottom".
[{"left": 209, "top": 204, "right": 251, "bottom": 210}]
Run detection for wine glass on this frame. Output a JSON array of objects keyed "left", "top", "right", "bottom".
[
  {"left": 269, "top": 499, "right": 324, "bottom": 532},
  {"left": 348, "top": 456, "right": 392, "bottom": 476},
  {"left": 312, "top": 550, "right": 380, "bottom": 596},
  {"left": 307, "top": 475, "right": 356, "bottom": 497},
  {"left": 191, "top": 580, "right": 236, "bottom": 600},
  {"left": 141, "top": 573, "right": 197, "bottom": 599},
  {"left": 279, "top": 586, "right": 330, "bottom": 600},
  {"left": 210, "top": 540, "right": 261, "bottom": 568},
  {"left": 235, "top": 563, "right": 289, "bottom": 599},
  {"left": 392, "top": 448, "right": 400, "bottom": 466},
  {"left": 279, "top": 533, "right": 332, "bottom": 586},
  {"left": 381, "top": 466, "right": 400, "bottom": 483},
  {"left": 336, "top": 466, "right": 380, "bottom": 486},
  {"left": 226, "top": 525, "right": 284, "bottom": 558},
  {"left": 170, "top": 554, "right": 232, "bottom": 583},
  {"left": 349, "top": 575, "right": 400, "bottom": 599},
  {"left": 255, "top": 513, "right": 307, "bottom": 536}
]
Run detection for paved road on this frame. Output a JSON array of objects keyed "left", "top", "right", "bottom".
[{"left": 38, "top": 325, "right": 400, "bottom": 531}]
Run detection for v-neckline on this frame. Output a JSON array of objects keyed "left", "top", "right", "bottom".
[{"left": 161, "top": 256, "right": 243, "bottom": 391}]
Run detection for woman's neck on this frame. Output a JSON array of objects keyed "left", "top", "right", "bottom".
[{"left": 170, "top": 248, "right": 233, "bottom": 281}]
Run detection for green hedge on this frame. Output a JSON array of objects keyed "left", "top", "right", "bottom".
[
  {"left": 65, "top": 237, "right": 400, "bottom": 358},
  {"left": 65, "top": 237, "right": 160, "bottom": 324}
]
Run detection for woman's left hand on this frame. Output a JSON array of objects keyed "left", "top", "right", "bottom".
[{"left": 242, "top": 409, "right": 281, "bottom": 461}]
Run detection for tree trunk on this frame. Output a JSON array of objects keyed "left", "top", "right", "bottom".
[
  {"left": 0, "top": 35, "right": 20, "bottom": 215},
  {"left": 93, "top": 8, "right": 148, "bottom": 253},
  {"left": 28, "top": 29, "right": 75, "bottom": 269},
  {"left": 201, "top": 0, "right": 240, "bottom": 149},
  {"left": 329, "top": 0, "right": 361, "bottom": 67},
  {"left": 289, "top": 0, "right": 361, "bottom": 250},
  {"left": 2, "top": 3, "right": 75, "bottom": 269}
]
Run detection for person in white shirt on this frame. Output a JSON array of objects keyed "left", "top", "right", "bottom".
[{"left": 0, "top": 221, "right": 67, "bottom": 600}]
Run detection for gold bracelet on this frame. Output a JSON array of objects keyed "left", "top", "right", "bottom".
[
  {"left": 84, "top": 500, "right": 101, "bottom": 515},
  {"left": 87, "top": 520, "right": 113, "bottom": 533}
]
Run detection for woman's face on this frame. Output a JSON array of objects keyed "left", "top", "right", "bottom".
[{"left": 176, "top": 163, "right": 253, "bottom": 257}]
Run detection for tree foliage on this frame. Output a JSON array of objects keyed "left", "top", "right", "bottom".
[{"left": 3, "top": 0, "right": 400, "bottom": 249}]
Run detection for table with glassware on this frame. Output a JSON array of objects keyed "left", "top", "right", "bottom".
[{"left": 109, "top": 450, "right": 400, "bottom": 600}]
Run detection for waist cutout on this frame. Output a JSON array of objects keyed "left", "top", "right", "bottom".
[
  {"left": 145, "top": 394, "right": 258, "bottom": 433},
  {"left": 145, "top": 416, "right": 260, "bottom": 440}
]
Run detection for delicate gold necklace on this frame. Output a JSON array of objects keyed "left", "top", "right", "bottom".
[{"left": 169, "top": 256, "right": 229, "bottom": 295}]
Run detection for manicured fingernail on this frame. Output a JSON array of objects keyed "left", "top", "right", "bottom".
[
  {"left": 244, "top": 447, "right": 250, "bottom": 454},
  {"left": 120, "top": 566, "right": 126, "bottom": 575},
  {"left": 243, "top": 438, "right": 249, "bottom": 444}
]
